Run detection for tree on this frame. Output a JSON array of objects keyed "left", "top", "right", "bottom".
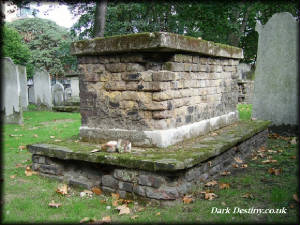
[
  {"left": 8, "top": 18, "right": 77, "bottom": 78},
  {"left": 2, "top": 25, "right": 34, "bottom": 77},
  {"left": 69, "top": 1, "right": 299, "bottom": 63},
  {"left": 94, "top": 0, "right": 107, "bottom": 37}
]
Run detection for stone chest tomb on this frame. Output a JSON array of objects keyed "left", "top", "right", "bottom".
[
  {"left": 28, "top": 32, "right": 270, "bottom": 204},
  {"left": 72, "top": 32, "right": 243, "bottom": 147}
]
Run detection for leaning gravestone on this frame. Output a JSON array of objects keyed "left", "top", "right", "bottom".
[
  {"left": 17, "top": 65, "right": 28, "bottom": 110},
  {"left": 1, "top": 57, "right": 23, "bottom": 124},
  {"left": 253, "top": 12, "right": 298, "bottom": 134},
  {"left": 51, "top": 82, "right": 65, "bottom": 106},
  {"left": 33, "top": 69, "right": 52, "bottom": 108}
]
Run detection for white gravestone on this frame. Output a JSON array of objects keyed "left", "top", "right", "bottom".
[
  {"left": 17, "top": 65, "right": 28, "bottom": 110},
  {"left": 1, "top": 57, "right": 23, "bottom": 124},
  {"left": 51, "top": 82, "right": 65, "bottom": 106},
  {"left": 33, "top": 69, "right": 52, "bottom": 108},
  {"left": 253, "top": 12, "right": 298, "bottom": 127}
]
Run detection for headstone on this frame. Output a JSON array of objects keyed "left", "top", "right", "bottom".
[
  {"left": 28, "top": 85, "right": 35, "bottom": 104},
  {"left": 65, "top": 73, "right": 80, "bottom": 102},
  {"left": 253, "top": 13, "right": 298, "bottom": 130},
  {"left": 64, "top": 87, "right": 72, "bottom": 102},
  {"left": 1, "top": 57, "right": 23, "bottom": 124},
  {"left": 17, "top": 65, "right": 28, "bottom": 110},
  {"left": 51, "top": 82, "right": 65, "bottom": 106},
  {"left": 33, "top": 68, "right": 52, "bottom": 108}
]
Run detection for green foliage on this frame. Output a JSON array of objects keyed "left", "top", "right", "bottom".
[
  {"left": 2, "top": 25, "right": 34, "bottom": 76},
  {"left": 8, "top": 18, "right": 77, "bottom": 77},
  {"left": 69, "top": 1, "right": 299, "bottom": 63}
]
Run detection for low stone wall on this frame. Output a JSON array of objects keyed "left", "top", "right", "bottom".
[{"left": 31, "top": 129, "right": 268, "bottom": 205}]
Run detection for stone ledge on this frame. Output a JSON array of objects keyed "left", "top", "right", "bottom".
[
  {"left": 27, "top": 120, "right": 270, "bottom": 172},
  {"left": 71, "top": 32, "right": 243, "bottom": 59}
]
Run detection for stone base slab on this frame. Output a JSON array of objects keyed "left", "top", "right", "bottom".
[
  {"left": 28, "top": 120, "right": 270, "bottom": 204},
  {"left": 80, "top": 111, "right": 239, "bottom": 147}
]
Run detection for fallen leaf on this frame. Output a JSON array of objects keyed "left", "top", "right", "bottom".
[
  {"left": 25, "top": 166, "right": 37, "bottom": 176},
  {"left": 137, "top": 207, "right": 144, "bottom": 212},
  {"left": 48, "top": 200, "right": 62, "bottom": 208},
  {"left": 100, "top": 199, "right": 107, "bottom": 204},
  {"left": 10, "top": 175, "right": 16, "bottom": 179},
  {"left": 290, "top": 155, "right": 296, "bottom": 159},
  {"left": 219, "top": 183, "right": 230, "bottom": 189},
  {"left": 251, "top": 156, "right": 258, "bottom": 160},
  {"left": 112, "top": 199, "right": 120, "bottom": 207},
  {"left": 241, "top": 193, "right": 254, "bottom": 199},
  {"left": 210, "top": 132, "right": 218, "bottom": 136},
  {"left": 56, "top": 184, "right": 68, "bottom": 195},
  {"left": 50, "top": 136, "right": 56, "bottom": 139},
  {"left": 257, "top": 152, "right": 265, "bottom": 158},
  {"left": 234, "top": 157, "right": 243, "bottom": 164},
  {"left": 18, "top": 145, "right": 26, "bottom": 151},
  {"left": 111, "top": 193, "right": 120, "bottom": 200},
  {"left": 74, "top": 140, "right": 80, "bottom": 143},
  {"left": 15, "top": 163, "right": 23, "bottom": 168},
  {"left": 102, "top": 216, "right": 111, "bottom": 223},
  {"left": 156, "top": 212, "right": 161, "bottom": 216},
  {"left": 232, "top": 163, "right": 239, "bottom": 168},
  {"left": 208, "top": 161, "right": 212, "bottom": 167},
  {"left": 221, "top": 202, "right": 226, "bottom": 206},
  {"left": 290, "top": 204, "right": 295, "bottom": 208},
  {"left": 90, "top": 149, "right": 101, "bottom": 153},
  {"left": 92, "top": 187, "right": 102, "bottom": 195},
  {"left": 268, "top": 168, "right": 282, "bottom": 176},
  {"left": 220, "top": 171, "right": 231, "bottom": 176},
  {"left": 204, "top": 192, "right": 218, "bottom": 200},
  {"left": 262, "top": 159, "right": 277, "bottom": 164},
  {"left": 182, "top": 195, "right": 194, "bottom": 204},
  {"left": 267, "top": 150, "right": 277, "bottom": 153},
  {"left": 116, "top": 204, "right": 130, "bottom": 215},
  {"left": 33, "top": 134, "right": 38, "bottom": 138},
  {"left": 54, "top": 139, "right": 62, "bottom": 142},
  {"left": 131, "top": 215, "right": 139, "bottom": 220},
  {"left": 80, "top": 217, "right": 92, "bottom": 223},
  {"left": 278, "top": 149, "right": 283, "bottom": 153},
  {"left": 205, "top": 180, "right": 218, "bottom": 187},
  {"left": 293, "top": 194, "right": 299, "bottom": 202},
  {"left": 9, "top": 134, "right": 23, "bottom": 137},
  {"left": 290, "top": 137, "right": 297, "bottom": 145},
  {"left": 83, "top": 190, "right": 93, "bottom": 195},
  {"left": 241, "top": 164, "right": 248, "bottom": 168}
]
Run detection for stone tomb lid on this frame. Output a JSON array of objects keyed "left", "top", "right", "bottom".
[
  {"left": 28, "top": 120, "right": 270, "bottom": 172},
  {"left": 70, "top": 32, "right": 243, "bottom": 59}
]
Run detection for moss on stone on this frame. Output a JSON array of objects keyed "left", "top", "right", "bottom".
[{"left": 28, "top": 120, "right": 270, "bottom": 172}]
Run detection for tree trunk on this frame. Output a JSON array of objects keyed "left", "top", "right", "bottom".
[{"left": 94, "top": 0, "right": 107, "bottom": 38}]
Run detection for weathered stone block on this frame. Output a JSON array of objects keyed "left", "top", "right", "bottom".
[{"left": 102, "top": 175, "right": 118, "bottom": 189}]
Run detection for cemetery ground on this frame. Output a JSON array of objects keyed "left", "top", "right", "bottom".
[{"left": 2, "top": 105, "right": 299, "bottom": 223}]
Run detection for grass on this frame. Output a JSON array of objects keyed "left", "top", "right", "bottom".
[
  {"left": 237, "top": 103, "right": 252, "bottom": 120},
  {"left": 2, "top": 107, "right": 299, "bottom": 223}
]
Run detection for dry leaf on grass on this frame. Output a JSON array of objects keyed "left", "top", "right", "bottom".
[
  {"left": 207, "top": 161, "right": 212, "bottom": 167},
  {"left": 293, "top": 194, "right": 299, "bottom": 202},
  {"left": 48, "top": 200, "right": 62, "bottom": 208},
  {"left": 234, "top": 157, "right": 243, "bottom": 164},
  {"left": 92, "top": 187, "right": 102, "bottom": 195},
  {"left": 232, "top": 163, "right": 239, "bottom": 168},
  {"left": 131, "top": 215, "right": 139, "bottom": 220},
  {"left": 90, "top": 149, "right": 101, "bottom": 153},
  {"left": 182, "top": 195, "right": 194, "bottom": 204},
  {"left": 80, "top": 217, "right": 93, "bottom": 223},
  {"left": 268, "top": 168, "right": 282, "bottom": 176},
  {"left": 54, "top": 139, "right": 62, "bottom": 142},
  {"left": 241, "top": 193, "right": 254, "bottom": 199},
  {"left": 205, "top": 180, "right": 218, "bottom": 187},
  {"left": 241, "top": 164, "right": 248, "bottom": 168},
  {"left": 116, "top": 204, "right": 130, "bottom": 215},
  {"left": 201, "top": 191, "right": 218, "bottom": 200},
  {"left": 111, "top": 193, "right": 120, "bottom": 200},
  {"left": 290, "top": 155, "right": 296, "bottom": 159},
  {"left": 33, "top": 134, "right": 38, "bottom": 138},
  {"left": 251, "top": 156, "right": 258, "bottom": 161},
  {"left": 9, "top": 134, "right": 23, "bottom": 137},
  {"left": 267, "top": 150, "right": 277, "bottom": 153},
  {"left": 220, "top": 171, "right": 231, "bottom": 176},
  {"left": 25, "top": 166, "right": 38, "bottom": 176},
  {"left": 101, "top": 216, "right": 111, "bottom": 223},
  {"left": 56, "top": 184, "right": 68, "bottom": 195},
  {"left": 219, "top": 183, "right": 230, "bottom": 189},
  {"left": 156, "top": 212, "right": 161, "bottom": 216},
  {"left": 257, "top": 153, "right": 265, "bottom": 158},
  {"left": 100, "top": 199, "right": 107, "bottom": 204},
  {"left": 18, "top": 145, "right": 26, "bottom": 151},
  {"left": 16, "top": 163, "right": 23, "bottom": 168},
  {"left": 50, "top": 136, "right": 56, "bottom": 139},
  {"left": 10, "top": 175, "right": 16, "bottom": 179},
  {"left": 262, "top": 159, "right": 277, "bottom": 164}
]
